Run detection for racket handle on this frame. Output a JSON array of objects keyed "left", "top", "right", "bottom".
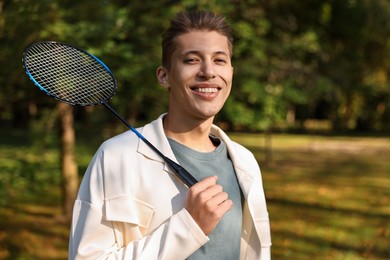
[{"left": 164, "top": 157, "right": 198, "bottom": 187}]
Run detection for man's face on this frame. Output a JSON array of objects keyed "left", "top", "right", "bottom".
[{"left": 159, "top": 30, "right": 233, "bottom": 121}]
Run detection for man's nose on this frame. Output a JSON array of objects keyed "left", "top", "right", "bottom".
[{"left": 197, "top": 61, "right": 216, "bottom": 79}]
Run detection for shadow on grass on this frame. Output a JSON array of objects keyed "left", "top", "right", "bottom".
[
  {"left": 272, "top": 227, "right": 389, "bottom": 259},
  {"left": 1, "top": 131, "right": 389, "bottom": 259},
  {"left": 0, "top": 197, "right": 69, "bottom": 259},
  {"left": 268, "top": 196, "right": 389, "bottom": 220},
  {"left": 251, "top": 143, "right": 390, "bottom": 259}
]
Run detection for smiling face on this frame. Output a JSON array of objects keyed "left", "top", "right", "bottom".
[{"left": 157, "top": 30, "right": 233, "bottom": 123}]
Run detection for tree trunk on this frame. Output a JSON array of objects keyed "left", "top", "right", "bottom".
[
  {"left": 286, "top": 103, "right": 295, "bottom": 126},
  {"left": 264, "top": 128, "right": 273, "bottom": 165},
  {"left": 58, "top": 103, "right": 79, "bottom": 222}
]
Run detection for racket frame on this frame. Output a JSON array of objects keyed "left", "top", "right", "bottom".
[
  {"left": 22, "top": 41, "right": 117, "bottom": 106},
  {"left": 22, "top": 41, "right": 197, "bottom": 187}
]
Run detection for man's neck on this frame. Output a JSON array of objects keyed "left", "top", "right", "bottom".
[{"left": 163, "top": 114, "right": 216, "bottom": 152}]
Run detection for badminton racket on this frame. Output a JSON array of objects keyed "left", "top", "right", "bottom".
[{"left": 22, "top": 41, "right": 197, "bottom": 187}]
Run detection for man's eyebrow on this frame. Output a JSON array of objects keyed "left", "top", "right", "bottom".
[{"left": 181, "top": 50, "right": 230, "bottom": 56}]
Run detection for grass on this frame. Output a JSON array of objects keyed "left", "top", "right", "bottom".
[
  {"left": 230, "top": 133, "right": 390, "bottom": 259},
  {"left": 0, "top": 129, "right": 389, "bottom": 259}
]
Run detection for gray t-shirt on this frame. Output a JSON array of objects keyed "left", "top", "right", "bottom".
[{"left": 168, "top": 136, "right": 242, "bottom": 260}]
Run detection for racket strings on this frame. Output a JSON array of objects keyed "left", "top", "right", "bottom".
[{"left": 24, "top": 42, "right": 115, "bottom": 105}]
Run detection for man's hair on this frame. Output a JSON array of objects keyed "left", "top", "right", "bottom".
[{"left": 161, "top": 11, "right": 233, "bottom": 69}]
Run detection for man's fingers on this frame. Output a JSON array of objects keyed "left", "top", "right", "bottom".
[
  {"left": 192, "top": 175, "right": 218, "bottom": 190},
  {"left": 204, "top": 197, "right": 233, "bottom": 222},
  {"left": 215, "top": 199, "right": 233, "bottom": 216},
  {"left": 208, "top": 191, "right": 229, "bottom": 206},
  {"left": 196, "top": 184, "right": 222, "bottom": 202},
  {"left": 185, "top": 175, "right": 232, "bottom": 236},
  {"left": 188, "top": 175, "right": 218, "bottom": 198}
]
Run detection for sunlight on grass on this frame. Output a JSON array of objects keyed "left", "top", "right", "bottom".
[
  {"left": 229, "top": 133, "right": 390, "bottom": 259},
  {"left": 1, "top": 130, "right": 389, "bottom": 259}
]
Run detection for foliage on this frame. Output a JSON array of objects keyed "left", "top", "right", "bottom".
[
  {"left": 1, "top": 2, "right": 389, "bottom": 257},
  {"left": 1, "top": 0, "right": 390, "bottom": 132}
]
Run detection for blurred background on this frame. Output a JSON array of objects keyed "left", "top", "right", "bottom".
[{"left": 0, "top": 0, "right": 389, "bottom": 259}]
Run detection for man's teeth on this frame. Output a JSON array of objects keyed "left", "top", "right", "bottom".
[{"left": 194, "top": 88, "right": 218, "bottom": 93}]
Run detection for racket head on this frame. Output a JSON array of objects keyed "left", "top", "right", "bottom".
[{"left": 22, "top": 41, "right": 117, "bottom": 106}]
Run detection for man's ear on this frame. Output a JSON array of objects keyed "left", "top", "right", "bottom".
[{"left": 156, "top": 66, "right": 169, "bottom": 89}]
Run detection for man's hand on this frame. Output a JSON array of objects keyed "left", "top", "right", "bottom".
[{"left": 185, "top": 176, "right": 232, "bottom": 236}]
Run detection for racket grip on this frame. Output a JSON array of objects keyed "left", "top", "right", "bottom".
[{"left": 164, "top": 157, "right": 198, "bottom": 187}]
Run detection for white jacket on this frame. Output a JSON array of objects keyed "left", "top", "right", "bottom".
[{"left": 69, "top": 115, "right": 271, "bottom": 259}]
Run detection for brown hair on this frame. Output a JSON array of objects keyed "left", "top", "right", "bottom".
[{"left": 161, "top": 11, "right": 233, "bottom": 69}]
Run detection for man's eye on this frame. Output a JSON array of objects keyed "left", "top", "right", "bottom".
[
  {"left": 183, "top": 58, "right": 198, "bottom": 63},
  {"left": 215, "top": 58, "right": 227, "bottom": 64}
]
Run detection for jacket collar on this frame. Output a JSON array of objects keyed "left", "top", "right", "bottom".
[
  {"left": 137, "top": 114, "right": 175, "bottom": 162},
  {"left": 137, "top": 114, "right": 256, "bottom": 196},
  {"left": 210, "top": 125, "right": 256, "bottom": 199}
]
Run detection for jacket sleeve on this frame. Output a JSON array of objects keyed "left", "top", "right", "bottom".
[
  {"left": 68, "top": 143, "right": 209, "bottom": 260},
  {"left": 69, "top": 201, "right": 208, "bottom": 260}
]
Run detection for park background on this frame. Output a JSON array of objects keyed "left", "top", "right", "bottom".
[{"left": 0, "top": 0, "right": 389, "bottom": 259}]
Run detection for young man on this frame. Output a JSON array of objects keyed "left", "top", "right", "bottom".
[{"left": 69, "top": 11, "right": 271, "bottom": 259}]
